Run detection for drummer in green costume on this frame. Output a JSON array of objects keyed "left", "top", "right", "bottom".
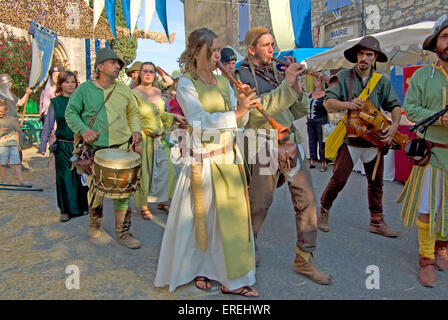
[
  {"left": 154, "top": 28, "right": 261, "bottom": 297},
  {"left": 65, "top": 48, "right": 143, "bottom": 249},
  {"left": 38, "top": 71, "right": 88, "bottom": 223},
  {"left": 397, "top": 14, "right": 448, "bottom": 287},
  {"left": 133, "top": 62, "right": 187, "bottom": 220}
]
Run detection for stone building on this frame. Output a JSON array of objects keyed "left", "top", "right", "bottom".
[
  {"left": 183, "top": 0, "right": 276, "bottom": 55},
  {"left": 311, "top": 0, "right": 448, "bottom": 47},
  {"left": 184, "top": 0, "right": 447, "bottom": 52}
]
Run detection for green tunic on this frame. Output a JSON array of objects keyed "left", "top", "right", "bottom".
[
  {"left": 52, "top": 96, "right": 88, "bottom": 215},
  {"left": 65, "top": 81, "right": 141, "bottom": 149},
  {"left": 185, "top": 73, "right": 254, "bottom": 280},
  {"left": 396, "top": 64, "right": 448, "bottom": 237},
  {"left": 133, "top": 93, "right": 176, "bottom": 207}
]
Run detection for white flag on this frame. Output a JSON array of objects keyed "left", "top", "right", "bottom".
[
  {"left": 130, "top": 0, "right": 142, "bottom": 36},
  {"left": 144, "top": 0, "right": 155, "bottom": 31},
  {"left": 94, "top": 0, "right": 105, "bottom": 29}
]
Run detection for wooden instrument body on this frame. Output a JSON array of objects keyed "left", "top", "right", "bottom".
[
  {"left": 345, "top": 100, "right": 410, "bottom": 151},
  {"left": 92, "top": 149, "right": 141, "bottom": 199}
]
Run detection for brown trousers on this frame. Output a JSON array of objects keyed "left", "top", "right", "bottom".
[
  {"left": 320, "top": 143, "right": 384, "bottom": 214},
  {"left": 249, "top": 157, "right": 318, "bottom": 253}
]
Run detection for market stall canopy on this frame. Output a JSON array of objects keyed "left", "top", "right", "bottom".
[
  {"left": 303, "top": 21, "right": 437, "bottom": 72},
  {"left": 0, "top": 0, "right": 175, "bottom": 42}
]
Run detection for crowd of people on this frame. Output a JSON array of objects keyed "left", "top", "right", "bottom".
[{"left": 1, "top": 13, "right": 448, "bottom": 295}]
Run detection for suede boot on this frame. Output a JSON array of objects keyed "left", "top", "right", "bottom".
[
  {"left": 417, "top": 219, "right": 436, "bottom": 287},
  {"left": 88, "top": 206, "right": 103, "bottom": 239},
  {"left": 434, "top": 240, "right": 448, "bottom": 271},
  {"left": 115, "top": 209, "right": 141, "bottom": 249},
  {"left": 293, "top": 246, "right": 333, "bottom": 285},
  {"left": 369, "top": 213, "right": 400, "bottom": 237},
  {"left": 419, "top": 256, "right": 436, "bottom": 287},
  {"left": 317, "top": 207, "right": 330, "bottom": 232}
]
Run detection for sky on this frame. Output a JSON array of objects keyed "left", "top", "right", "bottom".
[{"left": 134, "top": 0, "right": 185, "bottom": 74}]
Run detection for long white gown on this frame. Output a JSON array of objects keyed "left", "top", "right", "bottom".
[{"left": 154, "top": 76, "right": 255, "bottom": 292}]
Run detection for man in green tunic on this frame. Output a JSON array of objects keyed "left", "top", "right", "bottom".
[
  {"left": 397, "top": 14, "right": 448, "bottom": 287},
  {"left": 65, "top": 48, "right": 143, "bottom": 249}
]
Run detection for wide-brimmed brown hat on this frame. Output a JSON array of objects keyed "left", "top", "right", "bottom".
[
  {"left": 423, "top": 14, "right": 448, "bottom": 52},
  {"left": 344, "top": 36, "right": 388, "bottom": 63},
  {"left": 126, "top": 61, "right": 142, "bottom": 76}
]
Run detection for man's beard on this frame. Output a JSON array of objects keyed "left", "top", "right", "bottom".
[{"left": 436, "top": 48, "right": 448, "bottom": 62}]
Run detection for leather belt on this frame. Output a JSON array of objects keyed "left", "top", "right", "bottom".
[{"left": 142, "top": 128, "right": 163, "bottom": 138}]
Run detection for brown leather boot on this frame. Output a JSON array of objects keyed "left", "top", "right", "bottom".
[
  {"left": 293, "top": 247, "right": 333, "bottom": 285},
  {"left": 419, "top": 256, "right": 436, "bottom": 287},
  {"left": 369, "top": 213, "right": 400, "bottom": 238},
  {"left": 88, "top": 206, "right": 103, "bottom": 239},
  {"left": 115, "top": 209, "right": 141, "bottom": 249},
  {"left": 317, "top": 207, "right": 330, "bottom": 232},
  {"left": 434, "top": 240, "right": 448, "bottom": 271}
]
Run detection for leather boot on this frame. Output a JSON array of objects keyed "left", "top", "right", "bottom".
[
  {"left": 115, "top": 209, "right": 141, "bottom": 249},
  {"left": 317, "top": 207, "right": 330, "bottom": 232},
  {"left": 88, "top": 206, "right": 103, "bottom": 239},
  {"left": 434, "top": 240, "right": 448, "bottom": 271},
  {"left": 419, "top": 255, "right": 436, "bottom": 287},
  {"left": 369, "top": 213, "right": 400, "bottom": 237},
  {"left": 293, "top": 246, "right": 333, "bottom": 285}
]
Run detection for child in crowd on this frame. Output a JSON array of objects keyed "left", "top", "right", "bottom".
[{"left": 0, "top": 99, "right": 25, "bottom": 185}]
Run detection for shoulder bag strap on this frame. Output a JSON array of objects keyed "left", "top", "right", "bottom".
[{"left": 87, "top": 83, "right": 117, "bottom": 129}]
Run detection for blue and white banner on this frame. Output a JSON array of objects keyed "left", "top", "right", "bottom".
[
  {"left": 268, "top": 0, "right": 313, "bottom": 50},
  {"left": 102, "top": 0, "right": 169, "bottom": 41},
  {"left": 28, "top": 21, "right": 57, "bottom": 90}
]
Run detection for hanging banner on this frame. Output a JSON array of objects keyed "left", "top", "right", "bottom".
[{"left": 28, "top": 21, "right": 57, "bottom": 90}]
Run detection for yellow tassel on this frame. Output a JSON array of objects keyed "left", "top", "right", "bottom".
[
  {"left": 191, "top": 163, "right": 208, "bottom": 251},
  {"left": 325, "top": 116, "right": 347, "bottom": 161}
]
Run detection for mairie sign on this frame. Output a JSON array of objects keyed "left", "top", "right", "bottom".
[{"left": 330, "top": 26, "right": 353, "bottom": 39}]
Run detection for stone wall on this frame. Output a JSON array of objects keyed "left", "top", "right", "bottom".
[
  {"left": 311, "top": 0, "right": 447, "bottom": 47},
  {"left": 184, "top": 0, "right": 276, "bottom": 57}
]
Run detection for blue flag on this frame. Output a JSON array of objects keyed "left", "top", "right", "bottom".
[
  {"left": 156, "top": 0, "right": 170, "bottom": 43},
  {"left": 105, "top": 0, "right": 117, "bottom": 39},
  {"left": 28, "top": 21, "right": 57, "bottom": 90}
]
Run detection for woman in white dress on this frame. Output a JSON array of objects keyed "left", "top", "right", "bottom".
[{"left": 154, "top": 28, "right": 260, "bottom": 297}]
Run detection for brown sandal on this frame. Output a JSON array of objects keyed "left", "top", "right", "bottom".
[
  {"left": 140, "top": 208, "right": 153, "bottom": 220},
  {"left": 194, "top": 276, "right": 212, "bottom": 291},
  {"left": 157, "top": 202, "right": 170, "bottom": 213},
  {"left": 221, "top": 285, "right": 259, "bottom": 297}
]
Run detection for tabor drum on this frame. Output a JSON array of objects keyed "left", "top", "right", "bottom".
[{"left": 92, "top": 149, "right": 141, "bottom": 199}]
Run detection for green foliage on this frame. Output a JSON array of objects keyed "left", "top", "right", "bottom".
[{"left": 0, "top": 26, "right": 41, "bottom": 102}]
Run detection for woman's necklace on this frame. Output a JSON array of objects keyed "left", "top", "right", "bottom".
[{"left": 197, "top": 71, "right": 214, "bottom": 85}]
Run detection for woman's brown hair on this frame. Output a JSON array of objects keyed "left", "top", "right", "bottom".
[
  {"left": 178, "top": 28, "right": 217, "bottom": 79},
  {"left": 55, "top": 71, "right": 79, "bottom": 95},
  {"left": 135, "top": 62, "right": 156, "bottom": 87}
]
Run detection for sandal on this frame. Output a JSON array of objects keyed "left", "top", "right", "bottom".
[
  {"left": 221, "top": 285, "right": 259, "bottom": 297},
  {"left": 157, "top": 202, "right": 170, "bottom": 213},
  {"left": 320, "top": 166, "right": 327, "bottom": 172},
  {"left": 194, "top": 276, "right": 212, "bottom": 291},
  {"left": 140, "top": 208, "right": 153, "bottom": 220}
]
